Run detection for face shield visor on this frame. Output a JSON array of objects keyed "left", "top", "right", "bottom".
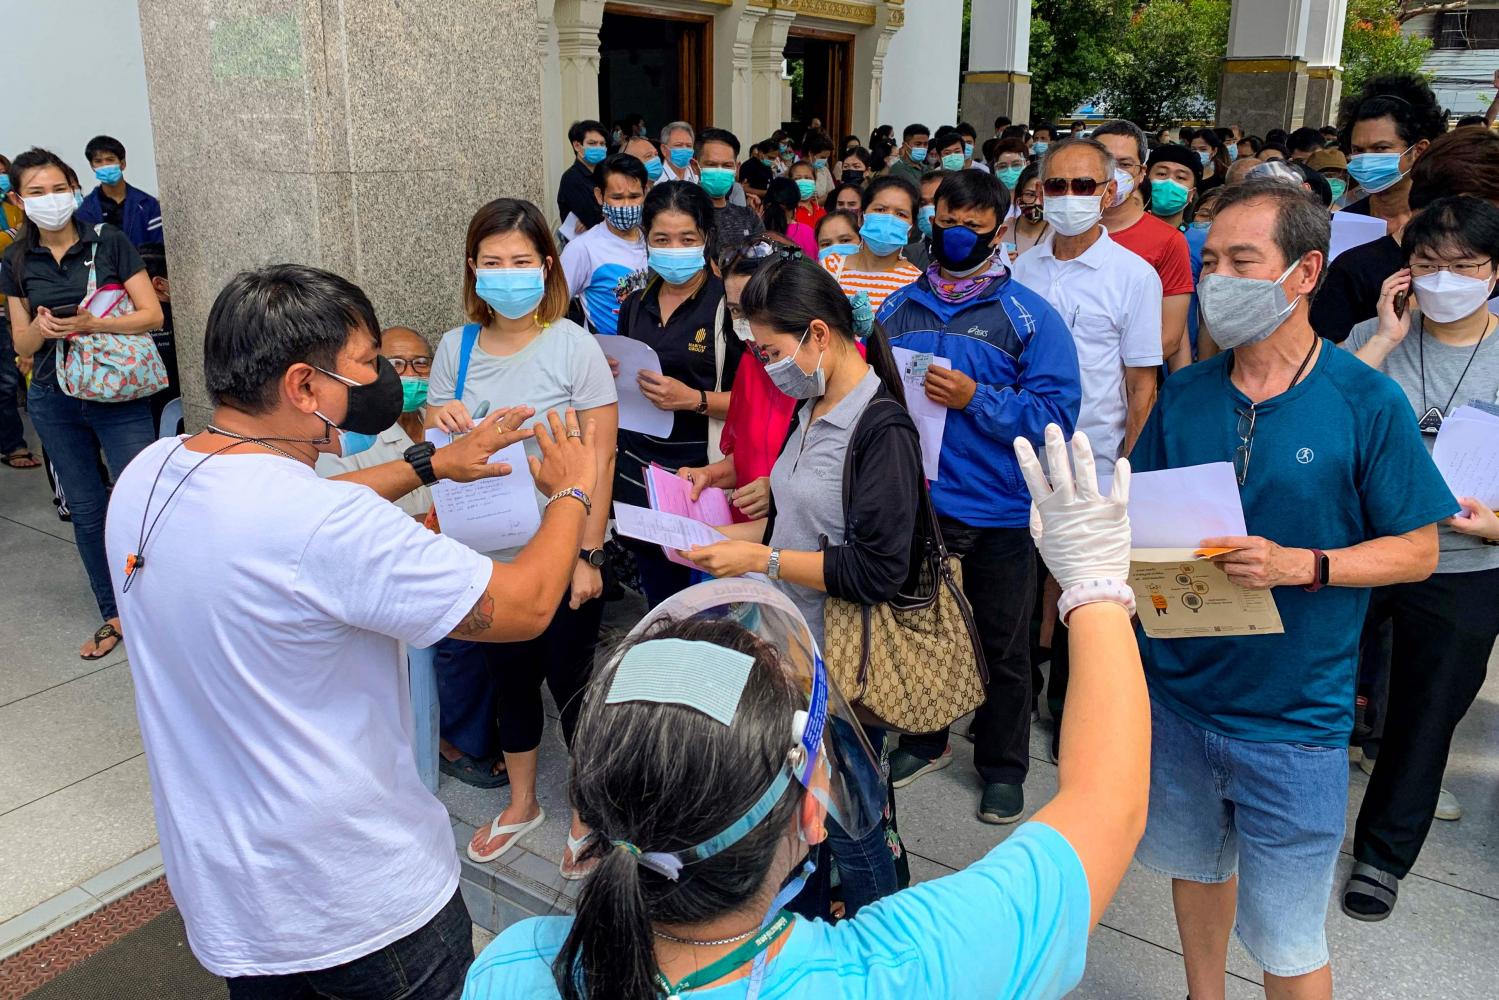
[{"left": 611, "top": 579, "right": 886, "bottom": 878}]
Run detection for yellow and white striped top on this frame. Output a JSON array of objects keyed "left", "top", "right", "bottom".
[{"left": 822, "top": 253, "right": 923, "bottom": 313}]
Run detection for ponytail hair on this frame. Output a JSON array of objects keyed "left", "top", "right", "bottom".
[
  {"left": 739, "top": 253, "right": 907, "bottom": 409},
  {"left": 553, "top": 616, "right": 804, "bottom": 1000},
  {"left": 761, "top": 177, "right": 800, "bottom": 236}
]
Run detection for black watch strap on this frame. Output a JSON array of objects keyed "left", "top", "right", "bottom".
[
  {"left": 580, "top": 547, "right": 607, "bottom": 568},
  {"left": 403, "top": 441, "right": 438, "bottom": 485}
]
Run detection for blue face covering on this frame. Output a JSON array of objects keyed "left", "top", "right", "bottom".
[
  {"left": 1197, "top": 149, "right": 1212, "bottom": 166},
  {"left": 940, "top": 152, "right": 965, "bottom": 172},
  {"left": 0, "top": 175, "right": 9, "bottom": 196},
  {"left": 917, "top": 204, "right": 936, "bottom": 238},
  {"left": 964, "top": 142, "right": 975, "bottom": 159},
  {"left": 94, "top": 164, "right": 123, "bottom": 185},
  {"left": 669, "top": 146, "right": 694, "bottom": 169},
  {"left": 1227, "top": 145, "right": 1239, "bottom": 162},
  {"left": 818, "top": 242, "right": 860, "bottom": 262},
  {"left": 475, "top": 267, "right": 546, "bottom": 319},
  {"left": 813, "top": 158, "right": 828, "bottom": 170},
  {"left": 859, "top": 212, "right": 911, "bottom": 257},
  {"left": 1347, "top": 148, "right": 1409, "bottom": 194},
  {"left": 909, "top": 146, "right": 928, "bottom": 163},
  {"left": 997, "top": 165, "right": 1023, "bottom": 190},
  {"left": 643, "top": 157, "right": 664, "bottom": 181},
  {"left": 1031, "top": 141, "right": 1049, "bottom": 157},
  {"left": 582, "top": 146, "right": 607, "bottom": 166},
  {"left": 338, "top": 429, "right": 379, "bottom": 458},
  {"left": 649, "top": 245, "right": 706, "bottom": 285}
]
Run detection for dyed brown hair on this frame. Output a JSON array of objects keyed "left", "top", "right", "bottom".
[{"left": 462, "top": 198, "right": 569, "bottom": 327}]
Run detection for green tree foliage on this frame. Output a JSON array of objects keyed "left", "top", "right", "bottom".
[
  {"left": 1342, "top": 0, "right": 1435, "bottom": 96},
  {"left": 1027, "top": 0, "right": 1133, "bottom": 124},
  {"left": 1096, "top": 0, "right": 1230, "bottom": 128}
]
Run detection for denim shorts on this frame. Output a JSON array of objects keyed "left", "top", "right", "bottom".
[{"left": 1137, "top": 698, "right": 1347, "bottom": 978}]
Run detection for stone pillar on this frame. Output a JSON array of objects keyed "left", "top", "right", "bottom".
[
  {"left": 135, "top": 0, "right": 547, "bottom": 429},
  {"left": 1303, "top": 0, "right": 1348, "bottom": 127},
  {"left": 1217, "top": 0, "right": 1312, "bottom": 137},
  {"left": 960, "top": 0, "right": 1030, "bottom": 128},
  {"left": 723, "top": 2, "right": 761, "bottom": 144},
  {"left": 750, "top": 7, "right": 796, "bottom": 140},
  {"left": 554, "top": 0, "right": 607, "bottom": 130},
  {"left": 853, "top": 6, "right": 902, "bottom": 140},
  {"left": 537, "top": 0, "right": 567, "bottom": 228}
]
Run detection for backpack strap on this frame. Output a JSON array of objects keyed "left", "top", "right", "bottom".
[{"left": 453, "top": 323, "right": 481, "bottom": 404}]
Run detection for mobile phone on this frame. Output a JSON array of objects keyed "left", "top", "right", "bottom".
[
  {"left": 1393, "top": 291, "right": 1408, "bottom": 318},
  {"left": 49, "top": 304, "right": 79, "bottom": 319}
]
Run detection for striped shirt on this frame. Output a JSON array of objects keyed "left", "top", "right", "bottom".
[{"left": 822, "top": 253, "right": 922, "bottom": 312}]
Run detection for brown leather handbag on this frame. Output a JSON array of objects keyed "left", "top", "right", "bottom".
[{"left": 821, "top": 400, "right": 989, "bottom": 734}]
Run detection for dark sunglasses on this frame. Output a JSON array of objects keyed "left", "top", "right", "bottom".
[{"left": 1041, "top": 176, "right": 1101, "bottom": 197}]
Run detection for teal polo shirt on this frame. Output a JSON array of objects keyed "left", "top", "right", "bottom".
[{"left": 1130, "top": 344, "right": 1457, "bottom": 745}]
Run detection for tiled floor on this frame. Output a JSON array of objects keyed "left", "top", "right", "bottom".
[{"left": 3, "top": 432, "right": 1497, "bottom": 997}]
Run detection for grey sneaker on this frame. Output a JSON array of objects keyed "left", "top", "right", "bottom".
[
  {"left": 889, "top": 746, "right": 952, "bottom": 789},
  {"left": 978, "top": 782, "right": 1024, "bottom": 824},
  {"left": 1435, "top": 787, "right": 1462, "bottom": 821}
]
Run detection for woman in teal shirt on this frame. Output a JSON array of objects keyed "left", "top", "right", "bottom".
[{"left": 462, "top": 426, "right": 1149, "bottom": 1000}]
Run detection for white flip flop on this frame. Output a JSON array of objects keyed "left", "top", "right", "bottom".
[
  {"left": 559, "top": 830, "right": 598, "bottom": 882},
  {"left": 467, "top": 807, "right": 546, "bottom": 863}
]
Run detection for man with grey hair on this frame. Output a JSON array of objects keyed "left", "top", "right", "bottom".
[
  {"left": 1130, "top": 180, "right": 1453, "bottom": 1000},
  {"left": 658, "top": 121, "right": 699, "bottom": 185},
  {"left": 1093, "top": 119, "right": 1194, "bottom": 366}
]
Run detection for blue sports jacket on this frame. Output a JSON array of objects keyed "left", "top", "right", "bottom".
[
  {"left": 878, "top": 270, "right": 1081, "bottom": 528},
  {"left": 77, "top": 183, "right": 163, "bottom": 247}
]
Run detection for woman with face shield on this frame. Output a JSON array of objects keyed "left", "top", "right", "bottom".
[
  {"left": 462, "top": 426, "right": 1151, "bottom": 1000},
  {"left": 1340, "top": 195, "right": 1499, "bottom": 922}
]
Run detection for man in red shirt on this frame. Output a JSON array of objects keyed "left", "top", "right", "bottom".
[{"left": 1092, "top": 120, "right": 1194, "bottom": 366}]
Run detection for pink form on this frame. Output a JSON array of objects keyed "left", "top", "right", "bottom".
[{"left": 645, "top": 464, "right": 736, "bottom": 568}]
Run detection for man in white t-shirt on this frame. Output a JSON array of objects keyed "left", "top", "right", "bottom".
[
  {"left": 560, "top": 153, "right": 648, "bottom": 335},
  {"left": 104, "top": 264, "right": 598, "bottom": 999}
]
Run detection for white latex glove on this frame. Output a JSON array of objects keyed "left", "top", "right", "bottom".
[{"left": 1013, "top": 425, "right": 1132, "bottom": 590}]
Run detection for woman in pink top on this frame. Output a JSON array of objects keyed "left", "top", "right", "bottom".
[{"left": 762, "top": 177, "right": 818, "bottom": 258}]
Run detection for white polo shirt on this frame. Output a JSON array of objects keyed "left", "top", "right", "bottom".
[{"left": 1011, "top": 225, "right": 1163, "bottom": 471}]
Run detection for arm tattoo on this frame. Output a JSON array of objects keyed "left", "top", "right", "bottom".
[{"left": 453, "top": 591, "right": 495, "bottom": 637}]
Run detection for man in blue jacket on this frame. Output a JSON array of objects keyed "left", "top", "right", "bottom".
[
  {"left": 77, "top": 135, "right": 164, "bottom": 247},
  {"left": 878, "top": 169, "right": 1081, "bottom": 824}
]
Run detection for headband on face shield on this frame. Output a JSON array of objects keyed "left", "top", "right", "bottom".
[{"left": 602, "top": 579, "right": 886, "bottom": 880}]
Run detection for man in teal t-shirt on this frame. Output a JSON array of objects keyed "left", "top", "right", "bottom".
[{"left": 1129, "top": 182, "right": 1454, "bottom": 1000}]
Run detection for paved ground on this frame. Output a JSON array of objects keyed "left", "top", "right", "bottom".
[{"left": 2, "top": 429, "right": 1497, "bottom": 997}]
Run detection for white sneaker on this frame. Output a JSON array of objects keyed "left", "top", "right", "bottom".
[{"left": 1435, "top": 787, "right": 1462, "bottom": 821}]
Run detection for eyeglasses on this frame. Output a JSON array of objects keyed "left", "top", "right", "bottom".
[
  {"left": 386, "top": 356, "right": 432, "bottom": 375},
  {"left": 1235, "top": 406, "right": 1257, "bottom": 486},
  {"left": 1408, "top": 259, "right": 1493, "bottom": 279},
  {"left": 1041, "top": 177, "right": 1101, "bottom": 197},
  {"left": 720, "top": 236, "right": 804, "bottom": 270}
]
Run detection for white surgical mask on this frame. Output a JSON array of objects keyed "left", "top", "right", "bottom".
[
  {"left": 23, "top": 192, "right": 76, "bottom": 231},
  {"left": 1412, "top": 270, "right": 1496, "bottom": 324},
  {"left": 1111, "top": 168, "right": 1136, "bottom": 208},
  {"left": 732, "top": 316, "right": 754, "bottom": 342},
  {"left": 1044, "top": 195, "right": 1103, "bottom": 237}
]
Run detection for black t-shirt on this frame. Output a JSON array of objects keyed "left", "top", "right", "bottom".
[
  {"left": 613, "top": 274, "right": 743, "bottom": 506},
  {"left": 739, "top": 158, "right": 772, "bottom": 192},
  {"left": 100, "top": 191, "right": 125, "bottom": 228},
  {"left": 0, "top": 222, "right": 146, "bottom": 382},
  {"left": 1309, "top": 234, "right": 1401, "bottom": 343},
  {"left": 557, "top": 160, "right": 604, "bottom": 230}
]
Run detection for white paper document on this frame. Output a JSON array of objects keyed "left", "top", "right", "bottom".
[
  {"left": 1127, "top": 462, "right": 1247, "bottom": 555},
  {"left": 596, "top": 335, "right": 675, "bottom": 438},
  {"left": 613, "top": 502, "right": 728, "bottom": 553},
  {"left": 1328, "top": 213, "right": 1388, "bottom": 261},
  {"left": 425, "top": 429, "right": 540, "bottom": 553},
  {"left": 891, "top": 346, "right": 949, "bottom": 481},
  {"left": 1433, "top": 404, "right": 1499, "bottom": 507}
]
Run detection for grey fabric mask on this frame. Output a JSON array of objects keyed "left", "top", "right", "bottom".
[{"left": 1198, "top": 259, "right": 1302, "bottom": 350}]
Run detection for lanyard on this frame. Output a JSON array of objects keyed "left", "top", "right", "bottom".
[
  {"left": 651, "top": 911, "right": 792, "bottom": 999},
  {"left": 1418, "top": 315, "right": 1493, "bottom": 432}
]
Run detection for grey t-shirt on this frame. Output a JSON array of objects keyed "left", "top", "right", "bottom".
[
  {"left": 428, "top": 317, "right": 616, "bottom": 560},
  {"left": 768, "top": 368, "right": 881, "bottom": 645},
  {"left": 1344, "top": 308, "right": 1499, "bottom": 572}
]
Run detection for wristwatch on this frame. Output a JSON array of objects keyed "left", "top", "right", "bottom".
[
  {"left": 1304, "top": 548, "right": 1331, "bottom": 592},
  {"left": 403, "top": 441, "right": 438, "bottom": 485},
  {"left": 696, "top": 388, "right": 709, "bottom": 415},
  {"left": 767, "top": 547, "right": 783, "bottom": 581},
  {"left": 580, "top": 547, "right": 607, "bottom": 568},
  {"left": 547, "top": 487, "right": 592, "bottom": 515}
]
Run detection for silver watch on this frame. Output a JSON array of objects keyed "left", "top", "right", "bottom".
[{"left": 767, "top": 547, "right": 783, "bottom": 580}]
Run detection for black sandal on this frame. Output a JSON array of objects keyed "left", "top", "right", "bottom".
[
  {"left": 1341, "top": 861, "right": 1399, "bottom": 921},
  {"left": 81, "top": 621, "right": 123, "bottom": 661},
  {"left": 1, "top": 449, "right": 41, "bottom": 469},
  {"left": 439, "top": 752, "right": 510, "bottom": 789}
]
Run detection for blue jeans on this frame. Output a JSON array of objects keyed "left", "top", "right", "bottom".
[
  {"left": 0, "top": 324, "right": 26, "bottom": 455},
  {"left": 27, "top": 377, "right": 156, "bottom": 620},
  {"left": 1137, "top": 698, "right": 1347, "bottom": 978},
  {"left": 226, "top": 888, "right": 471, "bottom": 999}
]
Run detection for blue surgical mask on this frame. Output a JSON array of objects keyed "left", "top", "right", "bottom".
[
  {"left": 795, "top": 178, "right": 817, "bottom": 200},
  {"left": 94, "top": 164, "right": 123, "bottom": 185},
  {"left": 1031, "top": 141, "right": 1049, "bottom": 156},
  {"left": 1327, "top": 177, "right": 1347, "bottom": 201},
  {"left": 819, "top": 242, "right": 860, "bottom": 261},
  {"left": 964, "top": 142, "right": 974, "bottom": 159},
  {"left": 1227, "top": 145, "right": 1239, "bottom": 162},
  {"left": 338, "top": 429, "right": 379, "bottom": 458},
  {"left": 73, "top": 191, "right": 84, "bottom": 208},
  {"left": 941, "top": 152, "right": 965, "bottom": 172},
  {"left": 582, "top": 146, "right": 607, "bottom": 166},
  {"left": 602, "top": 202, "right": 642, "bottom": 232},
  {"left": 997, "top": 165, "right": 1023, "bottom": 190},
  {"left": 813, "top": 158, "right": 828, "bottom": 170},
  {"left": 643, "top": 157, "right": 664, "bottom": 181},
  {"left": 859, "top": 212, "right": 911, "bottom": 257},
  {"left": 1347, "top": 147, "right": 1410, "bottom": 194},
  {"left": 918, "top": 204, "right": 936, "bottom": 238},
  {"left": 1197, "top": 149, "right": 1212, "bottom": 166},
  {"left": 475, "top": 267, "right": 547, "bottom": 319},
  {"left": 649, "top": 245, "right": 706, "bottom": 285},
  {"left": 0, "top": 175, "right": 9, "bottom": 196},
  {"left": 910, "top": 147, "right": 928, "bottom": 163},
  {"left": 669, "top": 147, "right": 694, "bottom": 169}
]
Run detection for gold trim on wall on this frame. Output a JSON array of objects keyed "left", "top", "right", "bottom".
[
  {"left": 1221, "top": 57, "right": 1309, "bottom": 74},
  {"left": 963, "top": 70, "right": 1031, "bottom": 85},
  {"left": 747, "top": 0, "right": 879, "bottom": 26},
  {"left": 1306, "top": 65, "right": 1342, "bottom": 80}
]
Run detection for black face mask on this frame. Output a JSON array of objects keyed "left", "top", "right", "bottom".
[
  {"left": 931, "top": 220, "right": 1000, "bottom": 275},
  {"left": 316, "top": 356, "right": 404, "bottom": 435},
  {"left": 843, "top": 169, "right": 866, "bottom": 185}
]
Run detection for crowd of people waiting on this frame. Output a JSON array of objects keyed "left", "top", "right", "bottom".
[{"left": 4, "top": 67, "right": 1499, "bottom": 1000}]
